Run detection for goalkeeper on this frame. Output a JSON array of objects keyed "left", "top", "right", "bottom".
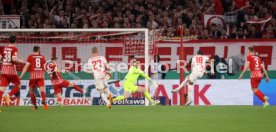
[{"left": 110, "top": 59, "right": 160, "bottom": 105}]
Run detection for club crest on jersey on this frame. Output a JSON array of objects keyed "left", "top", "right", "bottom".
[{"left": 44, "top": 60, "right": 57, "bottom": 73}]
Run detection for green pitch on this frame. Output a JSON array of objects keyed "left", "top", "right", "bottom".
[{"left": 1, "top": 106, "right": 276, "bottom": 132}]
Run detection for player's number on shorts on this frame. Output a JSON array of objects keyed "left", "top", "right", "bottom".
[
  {"left": 196, "top": 56, "right": 203, "bottom": 64},
  {"left": 35, "top": 58, "right": 41, "bottom": 68},
  {"left": 3, "top": 50, "right": 12, "bottom": 62},
  {"left": 92, "top": 60, "right": 102, "bottom": 70},
  {"left": 254, "top": 58, "right": 259, "bottom": 68}
]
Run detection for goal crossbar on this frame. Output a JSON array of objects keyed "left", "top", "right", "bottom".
[{"left": 0, "top": 28, "right": 151, "bottom": 106}]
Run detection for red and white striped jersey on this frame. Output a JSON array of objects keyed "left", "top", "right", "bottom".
[
  {"left": 250, "top": 71, "right": 263, "bottom": 78},
  {"left": 26, "top": 54, "right": 46, "bottom": 79},
  {"left": 1, "top": 45, "right": 18, "bottom": 75},
  {"left": 51, "top": 72, "right": 63, "bottom": 81}
]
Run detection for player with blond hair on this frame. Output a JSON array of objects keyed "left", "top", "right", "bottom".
[
  {"left": 239, "top": 47, "right": 270, "bottom": 108},
  {"left": 87, "top": 47, "right": 112, "bottom": 109}
]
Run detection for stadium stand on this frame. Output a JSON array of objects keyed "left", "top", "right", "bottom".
[{"left": 0, "top": 0, "right": 275, "bottom": 39}]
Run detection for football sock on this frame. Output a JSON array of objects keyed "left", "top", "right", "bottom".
[
  {"left": 144, "top": 91, "right": 154, "bottom": 103},
  {"left": 73, "top": 84, "right": 83, "bottom": 93},
  {"left": 175, "top": 77, "right": 188, "bottom": 91},
  {"left": 255, "top": 89, "right": 265, "bottom": 102},
  {"left": 0, "top": 91, "right": 3, "bottom": 105},
  {"left": 113, "top": 96, "right": 124, "bottom": 101},
  {"left": 30, "top": 92, "right": 37, "bottom": 106},
  {"left": 101, "top": 93, "right": 110, "bottom": 105},
  {"left": 105, "top": 88, "right": 111, "bottom": 95},
  {"left": 187, "top": 84, "right": 193, "bottom": 101},
  {"left": 57, "top": 97, "right": 62, "bottom": 103},
  {"left": 41, "top": 91, "right": 46, "bottom": 103},
  {"left": 8, "top": 85, "right": 20, "bottom": 96}
]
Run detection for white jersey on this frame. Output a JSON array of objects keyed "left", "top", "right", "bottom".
[
  {"left": 191, "top": 55, "right": 209, "bottom": 73},
  {"left": 88, "top": 55, "right": 108, "bottom": 80}
]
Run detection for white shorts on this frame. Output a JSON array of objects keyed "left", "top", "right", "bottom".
[
  {"left": 95, "top": 78, "right": 108, "bottom": 90},
  {"left": 188, "top": 72, "right": 204, "bottom": 83}
]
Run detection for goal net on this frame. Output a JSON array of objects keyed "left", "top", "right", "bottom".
[{"left": 0, "top": 29, "right": 162, "bottom": 106}]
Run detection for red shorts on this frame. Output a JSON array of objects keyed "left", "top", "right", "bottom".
[
  {"left": 250, "top": 77, "right": 262, "bottom": 88},
  {"left": 29, "top": 78, "right": 45, "bottom": 88},
  {"left": 52, "top": 80, "right": 70, "bottom": 94},
  {"left": 0, "top": 74, "right": 20, "bottom": 87}
]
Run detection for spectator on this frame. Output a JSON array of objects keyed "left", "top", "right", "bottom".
[
  {"left": 262, "top": 23, "right": 276, "bottom": 38},
  {"left": 243, "top": 29, "right": 250, "bottom": 38},
  {"left": 0, "top": 2, "right": 3, "bottom": 15},
  {"left": 70, "top": 23, "right": 77, "bottom": 28},
  {"left": 233, "top": 0, "right": 250, "bottom": 11},
  {"left": 237, "top": 28, "right": 245, "bottom": 38},
  {"left": 3, "top": 0, "right": 274, "bottom": 40},
  {"left": 221, "top": 0, "right": 234, "bottom": 12},
  {"left": 248, "top": 25, "right": 262, "bottom": 38},
  {"left": 184, "top": 29, "right": 190, "bottom": 37},
  {"left": 148, "top": 15, "right": 159, "bottom": 29},
  {"left": 91, "top": 20, "right": 98, "bottom": 28},
  {"left": 214, "top": 0, "right": 224, "bottom": 15},
  {"left": 209, "top": 23, "right": 222, "bottom": 39},
  {"left": 114, "top": 23, "right": 120, "bottom": 28},
  {"left": 1, "top": 0, "right": 13, "bottom": 15},
  {"left": 57, "top": 17, "right": 69, "bottom": 28},
  {"left": 229, "top": 26, "right": 238, "bottom": 38},
  {"left": 166, "top": 27, "right": 175, "bottom": 37},
  {"left": 221, "top": 28, "right": 229, "bottom": 39},
  {"left": 51, "top": 9, "right": 69, "bottom": 28},
  {"left": 199, "top": 29, "right": 210, "bottom": 39},
  {"left": 195, "top": 24, "right": 203, "bottom": 37},
  {"left": 233, "top": 0, "right": 250, "bottom": 24}
]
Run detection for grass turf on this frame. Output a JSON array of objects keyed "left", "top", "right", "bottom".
[{"left": 0, "top": 106, "right": 276, "bottom": 132}]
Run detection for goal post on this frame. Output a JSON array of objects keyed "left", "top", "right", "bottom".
[
  {"left": 0, "top": 28, "right": 163, "bottom": 106},
  {"left": 179, "top": 26, "right": 185, "bottom": 105}
]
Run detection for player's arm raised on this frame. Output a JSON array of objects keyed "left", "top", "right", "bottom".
[
  {"left": 239, "top": 61, "right": 250, "bottom": 79},
  {"left": 135, "top": 68, "right": 151, "bottom": 80},
  {"left": 136, "top": 68, "right": 158, "bottom": 88},
  {"left": 261, "top": 63, "right": 269, "bottom": 82}
]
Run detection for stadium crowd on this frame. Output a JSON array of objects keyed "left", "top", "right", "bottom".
[{"left": 0, "top": 0, "right": 275, "bottom": 39}]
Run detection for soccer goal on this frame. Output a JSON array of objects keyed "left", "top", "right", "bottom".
[{"left": 0, "top": 28, "right": 162, "bottom": 106}]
